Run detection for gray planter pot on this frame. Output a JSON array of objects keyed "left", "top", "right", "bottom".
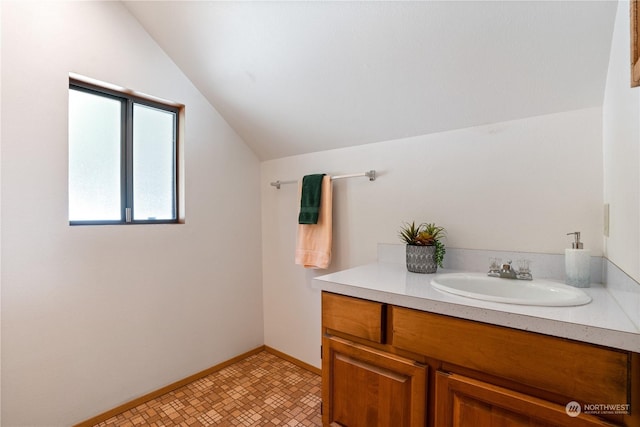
[{"left": 406, "top": 244, "right": 438, "bottom": 274}]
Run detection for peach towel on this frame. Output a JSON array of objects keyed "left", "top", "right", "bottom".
[{"left": 295, "top": 175, "right": 332, "bottom": 269}]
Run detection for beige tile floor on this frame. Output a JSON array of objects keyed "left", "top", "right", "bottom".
[{"left": 94, "top": 351, "right": 322, "bottom": 426}]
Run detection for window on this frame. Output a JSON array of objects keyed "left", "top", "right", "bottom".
[{"left": 68, "top": 78, "right": 181, "bottom": 224}]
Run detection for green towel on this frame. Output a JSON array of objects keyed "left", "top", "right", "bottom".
[{"left": 298, "top": 174, "right": 325, "bottom": 224}]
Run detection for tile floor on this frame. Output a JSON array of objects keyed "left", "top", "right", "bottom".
[{"left": 94, "top": 351, "right": 322, "bottom": 427}]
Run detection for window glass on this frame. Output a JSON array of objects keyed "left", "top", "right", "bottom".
[
  {"left": 132, "top": 104, "right": 176, "bottom": 221},
  {"left": 68, "top": 89, "right": 122, "bottom": 221}
]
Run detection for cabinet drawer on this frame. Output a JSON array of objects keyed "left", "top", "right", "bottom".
[
  {"left": 322, "top": 292, "right": 385, "bottom": 343},
  {"left": 392, "top": 306, "right": 630, "bottom": 406}
]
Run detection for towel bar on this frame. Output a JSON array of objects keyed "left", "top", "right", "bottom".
[{"left": 270, "top": 170, "right": 376, "bottom": 189}]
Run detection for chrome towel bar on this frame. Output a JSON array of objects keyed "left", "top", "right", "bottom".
[{"left": 270, "top": 170, "right": 376, "bottom": 189}]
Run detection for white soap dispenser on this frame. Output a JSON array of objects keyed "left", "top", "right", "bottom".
[{"left": 565, "top": 232, "right": 591, "bottom": 288}]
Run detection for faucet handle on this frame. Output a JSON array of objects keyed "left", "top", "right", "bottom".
[
  {"left": 488, "top": 257, "right": 502, "bottom": 277},
  {"left": 489, "top": 257, "right": 502, "bottom": 271},
  {"left": 516, "top": 259, "right": 531, "bottom": 273},
  {"left": 515, "top": 258, "right": 533, "bottom": 280}
]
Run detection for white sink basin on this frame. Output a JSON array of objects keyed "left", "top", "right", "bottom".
[{"left": 431, "top": 273, "right": 592, "bottom": 306}]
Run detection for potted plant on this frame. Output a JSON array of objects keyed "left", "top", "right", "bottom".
[{"left": 399, "top": 221, "right": 446, "bottom": 273}]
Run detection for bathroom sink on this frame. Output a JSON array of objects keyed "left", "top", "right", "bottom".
[{"left": 431, "top": 273, "right": 592, "bottom": 306}]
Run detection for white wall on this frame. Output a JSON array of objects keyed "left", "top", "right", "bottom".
[
  {"left": 603, "top": 0, "right": 640, "bottom": 282},
  {"left": 1, "top": 2, "right": 263, "bottom": 425},
  {"left": 261, "top": 107, "right": 604, "bottom": 368}
]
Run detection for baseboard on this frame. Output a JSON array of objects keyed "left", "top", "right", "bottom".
[
  {"left": 264, "top": 345, "right": 322, "bottom": 375},
  {"left": 73, "top": 345, "right": 321, "bottom": 426},
  {"left": 73, "top": 346, "right": 266, "bottom": 427}
]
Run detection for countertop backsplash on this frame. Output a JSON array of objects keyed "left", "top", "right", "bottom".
[
  {"left": 377, "top": 243, "right": 603, "bottom": 283},
  {"left": 377, "top": 243, "right": 640, "bottom": 329},
  {"left": 604, "top": 259, "right": 640, "bottom": 330}
]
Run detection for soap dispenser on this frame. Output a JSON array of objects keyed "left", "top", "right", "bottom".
[{"left": 565, "top": 232, "right": 591, "bottom": 288}]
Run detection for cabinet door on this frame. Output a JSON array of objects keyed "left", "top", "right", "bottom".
[
  {"left": 435, "top": 371, "right": 617, "bottom": 427},
  {"left": 322, "top": 336, "right": 427, "bottom": 427}
]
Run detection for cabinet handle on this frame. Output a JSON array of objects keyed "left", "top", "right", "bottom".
[{"left": 336, "top": 353, "right": 409, "bottom": 382}]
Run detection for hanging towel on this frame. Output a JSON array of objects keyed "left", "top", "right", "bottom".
[
  {"left": 295, "top": 175, "right": 332, "bottom": 269},
  {"left": 298, "top": 174, "right": 325, "bottom": 224}
]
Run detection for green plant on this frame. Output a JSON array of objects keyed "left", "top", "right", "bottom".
[
  {"left": 399, "top": 221, "right": 447, "bottom": 267},
  {"left": 398, "top": 221, "right": 421, "bottom": 245}
]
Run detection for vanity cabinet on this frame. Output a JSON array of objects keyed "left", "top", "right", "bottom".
[
  {"left": 321, "top": 291, "right": 639, "bottom": 427},
  {"left": 321, "top": 293, "right": 427, "bottom": 427}
]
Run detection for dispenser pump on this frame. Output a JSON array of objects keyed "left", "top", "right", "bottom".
[{"left": 567, "top": 232, "right": 584, "bottom": 249}]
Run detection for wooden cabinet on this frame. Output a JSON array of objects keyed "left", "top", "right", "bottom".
[
  {"left": 321, "top": 291, "right": 639, "bottom": 427},
  {"left": 322, "top": 336, "right": 427, "bottom": 427},
  {"left": 435, "top": 372, "right": 614, "bottom": 427},
  {"left": 391, "top": 305, "right": 630, "bottom": 409}
]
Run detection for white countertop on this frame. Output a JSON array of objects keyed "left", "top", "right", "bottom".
[{"left": 313, "top": 262, "right": 640, "bottom": 353}]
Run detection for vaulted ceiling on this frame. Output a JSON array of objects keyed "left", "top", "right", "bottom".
[{"left": 124, "top": 1, "right": 617, "bottom": 160}]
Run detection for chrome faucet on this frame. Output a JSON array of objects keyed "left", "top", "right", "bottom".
[{"left": 488, "top": 259, "right": 532, "bottom": 280}]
